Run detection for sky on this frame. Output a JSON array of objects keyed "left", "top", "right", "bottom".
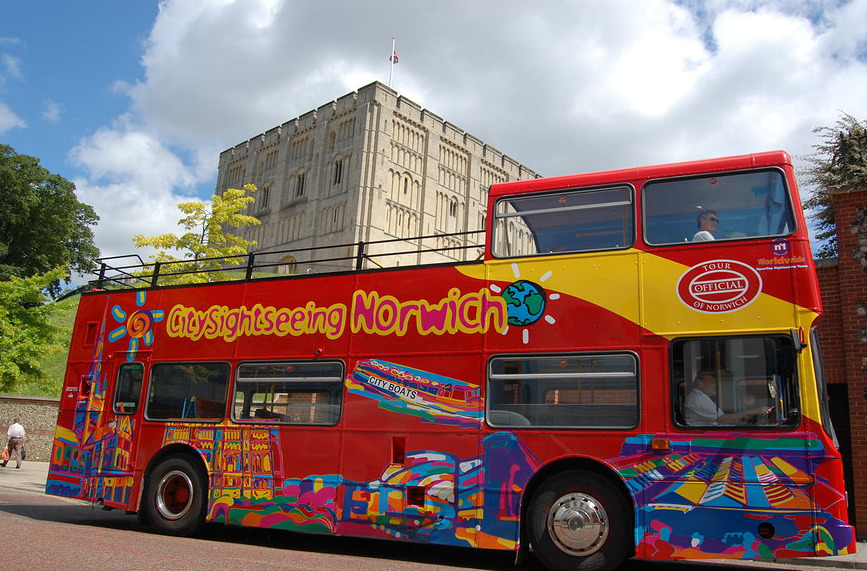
[{"left": 2, "top": 0, "right": 867, "bottom": 267}]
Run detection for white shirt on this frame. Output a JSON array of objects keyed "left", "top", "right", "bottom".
[
  {"left": 684, "top": 389, "right": 722, "bottom": 425},
  {"left": 7, "top": 422, "right": 25, "bottom": 438},
  {"left": 692, "top": 230, "right": 715, "bottom": 242}
]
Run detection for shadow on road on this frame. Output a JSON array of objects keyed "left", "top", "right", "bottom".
[{"left": 0, "top": 493, "right": 745, "bottom": 571}]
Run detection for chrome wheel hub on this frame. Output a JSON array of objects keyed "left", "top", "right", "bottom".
[{"left": 547, "top": 492, "right": 609, "bottom": 556}]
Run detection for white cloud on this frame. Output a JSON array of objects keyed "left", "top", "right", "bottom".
[
  {"left": 0, "top": 102, "right": 25, "bottom": 132},
  {"left": 1, "top": 52, "right": 23, "bottom": 82},
  {"left": 41, "top": 100, "right": 62, "bottom": 122},
  {"left": 65, "top": 0, "right": 867, "bottom": 261},
  {"left": 70, "top": 120, "right": 202, "bottom": 258}
]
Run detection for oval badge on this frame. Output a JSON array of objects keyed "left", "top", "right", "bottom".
[{"left": 677, "top": 259, "right": 762, "bottom": 313}]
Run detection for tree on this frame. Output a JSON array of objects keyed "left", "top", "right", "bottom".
[
  {"left": 802, "top": 113, "right": 867, "bottom": 259},
  {"left": 0, "top": 268, "right": 67, "bottom": 393},
  {"left": 0, "top": 143, "right": 100, "bottom": 296},
  {"left": 133, "top": 184, "right": 260, "bottom": 284}
]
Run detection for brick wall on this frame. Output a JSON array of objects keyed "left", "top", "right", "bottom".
[
  {"left": 816, "top": 188, "right": 867, "bottom": 536},
  {"left": 817, "top": 259, "right": 844, "bottom": 382},
  {"left": 0, "top": 396, "right": 59, "bottom": 463}
]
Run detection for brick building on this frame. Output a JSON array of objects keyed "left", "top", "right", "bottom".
[{"left": 816, "top": 186, "right": 867, "bottom": 538}]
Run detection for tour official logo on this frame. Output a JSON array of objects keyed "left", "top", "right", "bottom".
[{"left": 677, "top": 259, "right": 762, "bottom": 313}]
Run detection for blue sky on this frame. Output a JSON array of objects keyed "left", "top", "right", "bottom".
[
  {"left": 2, "top": 0, "right": 867, "bottom": 265},
  {"left": 1, "top": 2, "right": 157, "bottom": 174}
]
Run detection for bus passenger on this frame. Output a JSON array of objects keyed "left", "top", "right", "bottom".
[
  {"left": 684, "top": 372, "right": 771, "bottom": 426},
  {"left": 692, "top": 210, "right": 719, "bottom": 241}
]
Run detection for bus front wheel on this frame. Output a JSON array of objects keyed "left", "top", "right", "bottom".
[
  {"left": 527, "top": 470, "right": 632, "bottom": 571},
  {"left": 143, "top": 455, "right": 207, "bottom": 536}
]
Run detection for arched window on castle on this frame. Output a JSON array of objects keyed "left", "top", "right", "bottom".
[
  {"left": 259, "top": 183, "right": 271, "bottom": 210},
  {"left": 294, "top": 172, "right": 307, "bottom": 199},
  {"left": 333, "top": 159, "right": 343, "bottom": 186}
]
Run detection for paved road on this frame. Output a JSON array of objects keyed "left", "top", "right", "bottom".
[{"left": 1, "top": 463, "right": 863, "bottom": 571}]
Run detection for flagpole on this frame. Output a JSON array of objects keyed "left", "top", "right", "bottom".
[{"left": 388, "top": 37, "right": 396, "bottom": 88}]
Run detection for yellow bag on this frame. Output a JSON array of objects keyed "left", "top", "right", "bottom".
[{"left": 1, "top": 448, "right": 8, "bottom": 462}]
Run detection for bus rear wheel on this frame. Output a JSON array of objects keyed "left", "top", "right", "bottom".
[
  {"left": 527, "top": 470, "right": 632, "bottom": 571},
  {"left": 143, "top": 455, "right": 206, "bottom": 536}
]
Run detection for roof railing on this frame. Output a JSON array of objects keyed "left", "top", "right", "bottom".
[{"left": 91, "top": 230, "right": 485, "bottom": 290}]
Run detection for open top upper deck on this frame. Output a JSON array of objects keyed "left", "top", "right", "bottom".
[{"left": 90, "top": 150, "right": 804, "bottom": 295}]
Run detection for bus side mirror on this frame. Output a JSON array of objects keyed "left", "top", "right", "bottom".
[{"left": 790, "top": 328, "right": 806, "bottom": 352}]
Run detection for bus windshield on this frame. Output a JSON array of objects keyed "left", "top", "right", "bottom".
[{"left": 643, "top": 169, "right": 795, "bottom": 245}]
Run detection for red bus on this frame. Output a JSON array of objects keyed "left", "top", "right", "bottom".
[{"left": 47, "top": 151, "right": 854, "bottom": 571}]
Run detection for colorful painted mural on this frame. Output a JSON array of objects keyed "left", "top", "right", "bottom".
[
  {"left": 347, "top": 360, "right": 483, "bottom": 427},
  {"left": 615, "top": 433, "right": 855, "bottom": 559}
]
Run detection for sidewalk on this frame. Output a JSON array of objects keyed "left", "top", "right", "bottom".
[
  {"left": 1, "top": 461, "right": 865, "bottom": 568},
  {"left": 0, "top": 459, "right": 49, "bottom": 495}
]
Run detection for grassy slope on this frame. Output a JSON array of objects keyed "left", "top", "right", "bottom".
[{"left": 16, "top": 295, "right": 79, "bottom": 398}]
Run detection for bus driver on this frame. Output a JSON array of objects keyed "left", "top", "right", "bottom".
[{"left": 684, "top": 371, "right": 772, "bottom": 425}]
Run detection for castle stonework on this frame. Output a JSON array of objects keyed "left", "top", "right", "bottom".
[{"left": 216, "top": 81, "right": 538, "bottom": 272}]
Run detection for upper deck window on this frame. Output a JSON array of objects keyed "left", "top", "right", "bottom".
[
  {"left": 643, "top": 169, "right": 794, "bottom": 245},
  {"left": 492, "top": 186, "right": 634, "bottom": 257}
]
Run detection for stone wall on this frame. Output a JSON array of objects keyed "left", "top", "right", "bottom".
[{"left": 0, "top": 396, "right": 59, "bottom": 463}]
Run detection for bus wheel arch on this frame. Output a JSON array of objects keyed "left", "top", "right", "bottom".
[
  {"left": 140, "top": 447, "right": 208, "bottom": 536},
  {"left": 522, "top": 460, "right": 634, "bottom": 571}
]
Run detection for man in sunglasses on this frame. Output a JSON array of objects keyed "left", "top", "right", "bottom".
[{"left": 693, "top": 210, "right": 719, "bottom": 241}]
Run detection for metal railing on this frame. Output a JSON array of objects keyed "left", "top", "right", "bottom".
[{"left": 91, "top": 230, "right": 485, "bottom": 290}]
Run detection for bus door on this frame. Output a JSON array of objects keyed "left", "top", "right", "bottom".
[
  {"left": 95, "top": 352, "right": 148, "bottom": 508},
  {"left": 54, "top": 357, "right": 104, "bottom": 481}
]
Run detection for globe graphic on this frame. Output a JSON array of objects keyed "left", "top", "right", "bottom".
[{"left": 501, "top": 280, "right": 547, "bottom": 326}]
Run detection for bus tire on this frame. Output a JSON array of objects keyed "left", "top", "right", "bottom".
[
  {"left": 527, "top": 470, "right": 632, "bottom": 571},
  {"left": 143, "top": 455, "right": 207, "bottom": 536}
]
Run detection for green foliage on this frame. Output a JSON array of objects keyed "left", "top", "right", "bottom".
[
  {"left": 0, "top": 143, "right": 100, "bottom": 296},
  {"left": 802, "top": 113, "right": 867, "bottom": 258},
  {"left": 0, "top": 268, "right": 68, "bottom": 394},
  {"left": 29, "top": 294, "right": 78, "bottom": 397},
  {"left": 133, "top": 184, "right": 260, "bottom": 285}
]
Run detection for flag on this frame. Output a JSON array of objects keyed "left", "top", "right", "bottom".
[{"left": 390, "top": 51, "right": 399, "bottom": 64}]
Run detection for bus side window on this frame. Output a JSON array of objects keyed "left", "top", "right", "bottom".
[
  {"left": 113, "top": 362, "right": 144, "bottom": 414},
  {"left": 233, "top": 360, "right": 344, "bottom": 425},
  {"left": 145, "top": 362, "right": 231, "bottom": 421},
  {"left": 488, "top": 353, "right": 638, "bottom": 429}
]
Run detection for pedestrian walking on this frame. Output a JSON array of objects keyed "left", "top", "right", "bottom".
[{"left": 2, "top": 418, "right": 25, "bottom": 469}]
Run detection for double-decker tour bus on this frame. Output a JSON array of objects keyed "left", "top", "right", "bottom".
[{"left": 47, "top": 151, "right": 854, "bottom": 571}]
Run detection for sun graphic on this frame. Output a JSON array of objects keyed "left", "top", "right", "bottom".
[
  {"left": 489, "top": 262, "right": 559, "bottom": 344},
  {"left": 108, "top": 291, "right": 165, "bottom": 361}
]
